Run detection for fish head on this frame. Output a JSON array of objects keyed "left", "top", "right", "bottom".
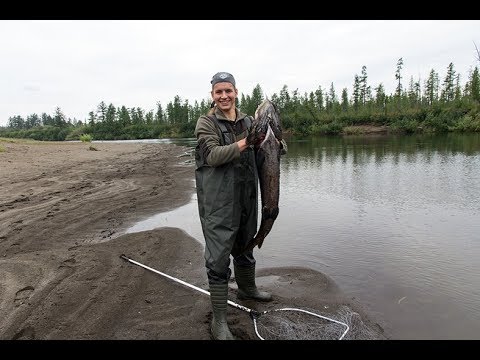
[{"left": 253, "top": 99, "right": 282, "bottom": 141}]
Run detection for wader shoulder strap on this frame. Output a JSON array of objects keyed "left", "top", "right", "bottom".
[{"left": 206, "top": 115, "right": 234, "bottom": 145}]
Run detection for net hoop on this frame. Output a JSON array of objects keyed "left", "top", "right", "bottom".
[{"left": 252, "top": 307, "right": 350, "bottom": 340}]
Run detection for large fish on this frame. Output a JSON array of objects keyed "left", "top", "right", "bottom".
[{"left": 243, "top": 99, "right": 283, "bottom": 253}]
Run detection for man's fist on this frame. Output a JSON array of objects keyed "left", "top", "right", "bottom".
[{"left": 246, "top": 123, "right": 265, "bottom": 147}]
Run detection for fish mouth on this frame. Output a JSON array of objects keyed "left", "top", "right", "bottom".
[
  {"left": 258, "top": 124, "right": 278, "bottom": 147},
  {"left": 251, "top": 102, "right": 282, "bottom": 149}
]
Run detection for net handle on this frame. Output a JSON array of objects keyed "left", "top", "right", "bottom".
[
  {"left": 120, "top": 254, "right": 256, "bottom": 315},
  {"left": 120, "top": 254, "right": 349, "bottom": 340}
]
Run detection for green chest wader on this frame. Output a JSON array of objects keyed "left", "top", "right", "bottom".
[{"left": 195, "top": 115, "right": 258, "bottom": 282}]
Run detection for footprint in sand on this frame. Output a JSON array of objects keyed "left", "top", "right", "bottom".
[
  {"left": 14, "top": 286, "right": 34, "bottom": 307},
  {"left": 12, "top": 326, "right": 35, "bottom": 340}
]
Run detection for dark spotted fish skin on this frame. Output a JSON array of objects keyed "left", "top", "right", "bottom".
[{"left": 243, "top": 99, "right": 282, "bottom": 253}]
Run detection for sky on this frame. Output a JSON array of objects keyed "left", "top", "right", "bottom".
[{"left": 1, "top": 20, "right": 479, "bottom": 126}]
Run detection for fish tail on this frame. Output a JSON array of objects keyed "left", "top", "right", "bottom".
[{"left": 257, "top": 238, "right": 265, "bottom": 249}]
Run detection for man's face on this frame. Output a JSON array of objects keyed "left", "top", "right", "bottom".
[{"left": 211, "top": 82, "right": 237, "bottom": 113}]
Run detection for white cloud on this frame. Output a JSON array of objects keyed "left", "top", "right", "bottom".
[{"left": 1, "top": 20, "right": 479, "bottom": 126}]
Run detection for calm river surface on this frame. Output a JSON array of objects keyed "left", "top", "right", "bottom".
[{"left": 124, "top": 133, "right": 480, "bottom": 339}]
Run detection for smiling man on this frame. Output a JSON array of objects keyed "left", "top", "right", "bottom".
[{"left": 194, "top": 72, "right": 272, "bottom": 340}]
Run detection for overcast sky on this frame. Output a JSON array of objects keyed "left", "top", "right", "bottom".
[{"left": 1, "top": 20, "right": 479, "bottom": 126}]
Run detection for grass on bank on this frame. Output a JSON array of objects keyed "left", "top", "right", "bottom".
[
  {"left": 0, "top": 137, "right": 59, "bottom": 145},
  {"left": 0, "top": 137, "right": 92, "bottom": 147},
  {"left": 0, "top": 136, "right": 99, "bottom": 154},
  {"left": 80, "top": 134, "right": 93, "bottom": 143}
]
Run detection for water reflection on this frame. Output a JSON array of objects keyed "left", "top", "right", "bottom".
[{"left": 126, "top": 193, "right": 202, "bottom": 242}]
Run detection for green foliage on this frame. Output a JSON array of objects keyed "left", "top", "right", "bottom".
[
  {"left": 80, "top": 134, "right": 93, "bottom": 142},
  {"left": 65, "top": 125, "right": 89, "bottom": 140},
  {"left": 0, "top": 144, "right": 5, "bottom": 152},
  {"left": 310, "top": 121, "right": 344, "bottom": 135},
  {"left": 0, "top": 126, "right": 70, "bottom": 141},
  {"left": 3, "top": 58, "right": 480, "bottom": 140},
  {"left": 390, "top": 117, "right": 421, "bottom": 134},
  {"left": 450, "top": 114, "right": 480, "bottom": 132}
]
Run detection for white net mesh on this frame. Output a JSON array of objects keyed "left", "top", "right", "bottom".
[{"left": 254, "top": 305, "right": 381, "bottom": 340}]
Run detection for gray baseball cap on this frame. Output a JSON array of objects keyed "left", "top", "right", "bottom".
[{"left": 211, "top": 72, "right": 236, "bottom": 87}]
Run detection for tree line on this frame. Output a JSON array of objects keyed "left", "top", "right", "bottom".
[{"left": 1, "top": 58, "right": 479, "bottom": 141}]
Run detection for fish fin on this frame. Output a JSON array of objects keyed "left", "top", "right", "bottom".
[{"left": 241, "top": 238, "right": 258, "bottom": 255}]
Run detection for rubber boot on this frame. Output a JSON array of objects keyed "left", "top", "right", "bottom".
[
  {"left": 209, "top": 283, "right": 235, "bottom": 340},
  {"left": 234, "top": 265, "right": 272, "bottom": 302}
]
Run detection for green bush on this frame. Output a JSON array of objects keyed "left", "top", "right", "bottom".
[
  {"left": 80, "top": 134, "right": 93, "bottom": 142},
  {"left": 453, "top": 114, "right": 480, "bottom": 132}
]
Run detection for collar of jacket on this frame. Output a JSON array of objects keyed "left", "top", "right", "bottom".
[{"left": 214, "top": 107, "right": 247, "bottom": 122}]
